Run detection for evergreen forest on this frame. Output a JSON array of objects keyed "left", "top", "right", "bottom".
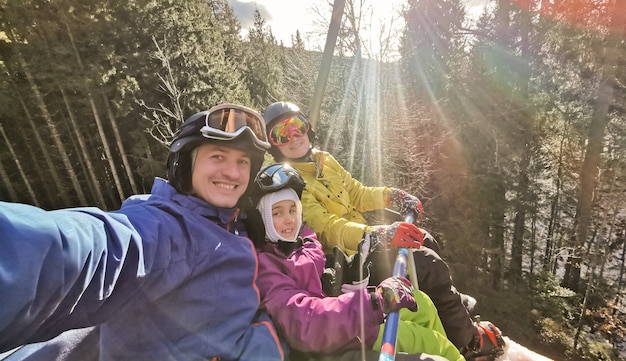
[{"left": 0, "top": 0, "right": 625, "bottom": 360}]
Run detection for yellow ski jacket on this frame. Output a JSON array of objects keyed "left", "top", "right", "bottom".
[{"left": 290, "top": 149, "right": 390, "bottom": 255}]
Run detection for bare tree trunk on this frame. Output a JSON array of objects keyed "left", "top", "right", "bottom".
[
  {"left": 60, "top": 87, "right": 108, "bottom": 207},
  {"left": 508, "top": 0, "right": 535, "bottom": 282},
  {"left": 510, "top": 140, "right": 531, "bottom": 280},
  {"left": 19, "top": 125, "right": 53, "bottom": 206},
  {"left": 616, "top": 228, "right": 626, "bottom": 311},
  {"left": 544, "top": 129, "right": 566, "bottom": 272},
  {"left": 102, "top": 92, "right": 139, "bottom": 195},
  {"left": 310, "top": 0, "right": 346, "bottom": 127},
  {"left": 486, "top": 0, "right": 512, "bottom": 291},
  {"left": 143, "top": 136, "right": 156, "bottom": 193},
  {"left": 0, "top": 124, "right": 39, "bottom": 206},
  {"left": 87, "top": 94, "right": 126, "bottom": 203},
  {"left": 14, "top": 46, "right": 88, "bottom": 205},
  {"left": 529, "top": 197, "right": 538, "bottom": 276},
  {"left": 574, "top": 230, "right": 598, "bottom": 348},
  {"left": 0, "top": 153, "right": 19, "bottom": 202},
  {"left": 63, "top": 21, "right": 126, "bottom": 203},
  {"left": 60, "top": 109, "right": 96, "bottom": 204},
  {"left": 563, "top": 1, "right": 625, "bottom": 291},
  {"left": 598, "top": 203, "right": 617, "bottom": 281},
  {"left": 487, "top": 171, "right": 506, "bottom": 290},
  {"left": 598, "top": 169, "right": 619, "bottom": 281},
  {"left": 15, "top": 87, "right": 58, "bottom": 207},
  {"left": 4, "top": 68, "right": 70, "bottom": 207}
]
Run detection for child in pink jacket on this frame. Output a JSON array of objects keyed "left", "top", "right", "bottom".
[{"left": 247, "top": 163, "right": 464, "bottom": 361}]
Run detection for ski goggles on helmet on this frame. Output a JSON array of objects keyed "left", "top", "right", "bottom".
[
  {"left": 255, "top": 163, "right": 305, "bottom": 197},
  {"left": 200, "top": 104, "right": 270, "bottom": 151},
  {"left": 268, "top": 115, "right": 310, "bottom": 146}
]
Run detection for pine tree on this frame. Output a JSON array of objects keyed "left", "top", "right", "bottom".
[
  {"left": 244, "top": 9, "right": 285, "bottom": 108},
  {"left": 399, "top": 0, "right": 465, "bottom": 100}
]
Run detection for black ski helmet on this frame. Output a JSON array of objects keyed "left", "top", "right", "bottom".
[
  {"left": 262, "top": 101, "right": 316, "bottom": 160},
  {"left": 251, "top": 163, "right": 306, "bottom": 202},
  {"left": 166, "top": 104, "right": 269, "bottom": 195}
]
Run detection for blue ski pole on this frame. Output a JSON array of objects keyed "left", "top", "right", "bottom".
[{"left": 378, "top": 212, "right": 418, "bottom": 361}]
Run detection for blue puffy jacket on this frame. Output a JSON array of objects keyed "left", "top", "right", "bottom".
[{"left": 0, "top": 178, "right": 287, "bottom": 361}]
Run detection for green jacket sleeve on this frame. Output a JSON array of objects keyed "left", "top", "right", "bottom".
[{"left": 373, "top": 290, "right": 465, "bottom": 361}]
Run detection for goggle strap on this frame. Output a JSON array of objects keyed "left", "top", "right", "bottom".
[{"left": 200, "top": 125, "right": 270, "bottom": 151}]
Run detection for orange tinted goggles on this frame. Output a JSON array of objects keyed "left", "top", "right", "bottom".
[{"left": 199, "top": 104, "right": 270, "bottom": 151}]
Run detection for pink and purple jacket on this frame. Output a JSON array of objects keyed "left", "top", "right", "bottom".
[{"left": 256, "top": 227, "right": 384, "bottom": 354}]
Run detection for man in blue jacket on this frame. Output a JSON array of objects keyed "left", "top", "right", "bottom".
[{"left": 0, "top": 104, "right": 287, "bottom": 361}]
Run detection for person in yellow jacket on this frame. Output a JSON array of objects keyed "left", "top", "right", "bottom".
[{"left": 261, "top": 101, "right": 506, "bottom": 361}]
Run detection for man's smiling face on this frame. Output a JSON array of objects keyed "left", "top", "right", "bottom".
[{"left": 190, "top": 143, "right": 251, "bottom": 208}]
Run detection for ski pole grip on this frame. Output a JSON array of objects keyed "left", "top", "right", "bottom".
[
  {"left": 404, "top": 211, "right": 415, "bottom": 224},
  {"left": 403, "top": 211, "right": 419, "bottom": 291}
]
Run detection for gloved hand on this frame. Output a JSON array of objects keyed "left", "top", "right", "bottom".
[
  {"left": 375, "top": 276, "right": 418, "bottom": 314},
  {"left": 390, "top": 188, "right": 423, "bottom": 222},
  {"left": 369, "top": 222, "right": 424, "bottom": 249},
  {"left": 340, "top": 238, "right": 371, "bottom": 293},
  {"left": 323, "top": 240, "right": 373, "bottom": 296}
]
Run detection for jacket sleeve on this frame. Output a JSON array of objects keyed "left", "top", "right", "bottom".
[
  {"left": 300, "top": 153, "right": 389, "bottom": 254},
  {"left": 300, "top": 190, "right": 365, "bottom": 253},
  {"left": 0, "top": 201, "right": 178, "bottom": 352},
  {"left": 257, "top": 252, "right": 384, "bottom": 353}
]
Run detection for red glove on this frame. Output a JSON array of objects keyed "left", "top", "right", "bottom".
[{"left": 370, "top": 222, "right": 424, "bottom": 249}]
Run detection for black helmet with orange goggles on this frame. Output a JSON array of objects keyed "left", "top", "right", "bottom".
[
  {"left": 170, "top": 104, "right": 270, "bottom": 153},
  {"left": 167, "top": 103, "right": 269, "bottom": 194}
]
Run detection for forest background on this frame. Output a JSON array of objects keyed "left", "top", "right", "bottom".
[{"left": 0, "top": 0, "right": 625, "bottom": 360}]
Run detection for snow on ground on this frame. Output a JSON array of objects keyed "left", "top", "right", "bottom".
[{"left": 496, "top": 336, "right": 555, "bottom": 361}]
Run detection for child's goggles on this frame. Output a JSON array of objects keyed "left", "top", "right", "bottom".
[
  {"left": 200, "top": 104, "right": 270, "bottom": 151},
  {"left": 268, "top": 115, "right": 310, "bottom": 146},
  {"left": 255, "top": 163, "right": 305, "bottom": 197}
]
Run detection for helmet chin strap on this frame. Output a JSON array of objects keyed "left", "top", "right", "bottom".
[
  {"left": 276, "top": 237, "right": 304, "bottom": 256},
  {"left": 189, "top": 148, "right": 198, "bottom": 174}
]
